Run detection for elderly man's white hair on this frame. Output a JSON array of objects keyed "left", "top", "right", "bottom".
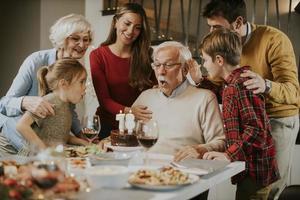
[
  {"left": 49, "top": 13, "right": 93, "bottom": 49},
  {"left": 152, "top": 41, "right": 192, "bottom": 63}
]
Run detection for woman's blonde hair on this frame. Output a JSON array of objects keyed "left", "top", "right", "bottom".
[
  {"left": 37, "top": 58, "right": 86, "bottom": 96},
  {"left": 102, "top": 3, "right": 153, "bottom": 90},
  {"left": 200, "top": 28, "right": 242, "bottom": 66},
  {"left": 49, "top": 13, "right": 93, "bottom": 49}
]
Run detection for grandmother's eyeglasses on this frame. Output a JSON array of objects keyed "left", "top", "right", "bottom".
[
  {"left": 151, "top": 62, "right": 182, "bottom": 70},
  {"left": 68, "top": 35, "right": 91, "bottom": 45}
]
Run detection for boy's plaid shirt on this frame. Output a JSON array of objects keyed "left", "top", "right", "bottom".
[{"left": 222, "top": 66, "right": 279, "bottom": 186}]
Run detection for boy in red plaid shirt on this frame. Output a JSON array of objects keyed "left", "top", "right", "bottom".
[{"left": 199, "top": 28, "right": 279, "bottom": 200}]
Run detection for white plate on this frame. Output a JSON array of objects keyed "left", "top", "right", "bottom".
[
  {"left": 170, "top": 161, "right": 209, "bottom": 176},
  {"left": 172, "top": 159, "right": 230, "bottom": 175},
  {"left": 105, "top": 142, "right": 143, "bottom": 152},
  {"left": 129, "top": 174, "right": 199, "bottom": 191},
  {"left": 89, "top": 152, "right": 131, "bottom": 166}
]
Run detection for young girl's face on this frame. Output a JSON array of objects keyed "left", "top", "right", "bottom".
[
  {"left": 65, "top": 71, "right": 87, "bottom": 104},
  {"left": 202, "top": 51, "right": 222, "bottom": 80},
  {"left": 115, "top": 12, "right": 142, "bottom": 46}
]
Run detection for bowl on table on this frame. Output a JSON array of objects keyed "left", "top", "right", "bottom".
[
  {"left": 85, "top": 165, "right": 129, "bottom": 189},
  {"left": 67, "top": 157, "right": 91, "bottom": 176},
  {"left": 88, "top": 152, "right": 131, "bottom": 166}
]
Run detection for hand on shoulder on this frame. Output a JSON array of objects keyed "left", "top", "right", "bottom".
[
  {"left": 22, "top": 96, "right": 55, "bottom": 118},
  {"left": 241, "top": 70, "right": 267, "bottom": 94}
]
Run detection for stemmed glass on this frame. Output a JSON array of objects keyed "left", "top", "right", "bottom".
[
  {"left": 82, "top": 115, "right": 101, "bottom": 144},
  {"left": 30, "top": 162, "right": 61, "bottom": 199},
  {"left": 136, "top": 120, "right": 159, "bottom": 165}
]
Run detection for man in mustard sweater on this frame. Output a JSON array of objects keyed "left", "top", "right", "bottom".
[{"left": 189, "top": 0, "right": 300, "bottom": 199}]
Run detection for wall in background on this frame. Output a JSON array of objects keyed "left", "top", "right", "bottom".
[
  {"left": 0, "top": 0, "right": 84, "bottom": 97},
  {"left": 0, "top": 0, "right": 40, "bottom": 96},
  {"left": 40, "top": 0, "right": 85, "bottom": 49}
]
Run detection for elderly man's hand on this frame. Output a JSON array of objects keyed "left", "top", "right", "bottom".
[
  {"left": 174, "top": 146, "right": 199, "bottom": 162},
  {"left": 203, "top": 151, "right": 230, "bottom": 162},
  {"left": 174, "top": 145, "right": 208, "bottom": 162},
  {"left": 128, "top": 105, "right": 152, "bottom": 121},
  {"left": 21, "top": 96, "right": 55, "bottom": 118},
  {"left": 187, "top": 59, "right": 203, "bottom": 85},
  {"left": 241, "top": 70, "right": 266, "bottom": 94}
]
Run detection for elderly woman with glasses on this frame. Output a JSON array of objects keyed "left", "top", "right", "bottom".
[{"left": 0, "top": 14, "right": 93, "bottom": 155}]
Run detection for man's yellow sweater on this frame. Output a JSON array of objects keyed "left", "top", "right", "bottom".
[{"left": 240, "top": 24, "right": 300, "bottom": 118}]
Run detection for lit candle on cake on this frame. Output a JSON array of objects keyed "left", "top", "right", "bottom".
[
  {"left": 125, "top": 110, "right": 135, "bottom": 135},
  {"left": 116, "top": 110, "right": 125, "bottom": 133}
]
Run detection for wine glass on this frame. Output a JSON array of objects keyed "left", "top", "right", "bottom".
[
  {"left": 31, "top": 163, "right": 60, "bottom": 189},
  {"left": 136, "top": 120, "right": 159, "bottom": 165},
  {"left": 82, "top": 115, "right": 101, "bottom": 144},
  {"left": 31, "top": 162, "right": 65, "bottom": 199}
]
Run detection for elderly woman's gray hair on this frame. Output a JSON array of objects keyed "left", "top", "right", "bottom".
[
  {"left": 49, "top": 14, "right": 93, "bottom": 49},
  {"left": 152, "top": 41, "right": 192, "bottom": 63}
]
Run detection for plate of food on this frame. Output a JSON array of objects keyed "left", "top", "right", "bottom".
[
  {"left": 105, "top": 142, "right": 143, "bottom": 152},
  {"left": 64, "top": 145, "right": 103, "bottom": 158},
  {"left": 128, "top": 166, "right": 199, "bottom": 191},
  {"left": 0, "top": 160, "right": 80, "bottom": 200}
]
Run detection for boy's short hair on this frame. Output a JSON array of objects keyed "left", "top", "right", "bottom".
[
  {"left": 203, "top": 0, "right": 247, "bottom": 24},
  {"left": 200, "top": 28, "right": 242, "bottom": 66}
]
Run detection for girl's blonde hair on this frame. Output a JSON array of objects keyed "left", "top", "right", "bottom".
[
  {"left": 37, "top": 58, "right": 86, "bottom": 96},
  {"left": 102, "top": 3, "right": 153, "bottom": 90}
]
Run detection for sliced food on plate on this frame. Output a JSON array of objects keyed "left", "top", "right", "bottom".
[
  {"left": 64, "top": 144, "right": 103, "bottom": 157},
  {"left": 128, "top": 166, "right": 199, "bottom": 190}
]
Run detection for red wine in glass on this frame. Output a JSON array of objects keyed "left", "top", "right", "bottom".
[
  {"left": 137, "top": 136, "right": 158, "bottom": 149},
  {"left": 136, "top": 120, "right": 159, "bottom": 165},
  {"left": 82, "top": 115, "right": 100, "bottom": 143},
  {"left": 84, "top": 129, "right": 98, "bottom": 140}
]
